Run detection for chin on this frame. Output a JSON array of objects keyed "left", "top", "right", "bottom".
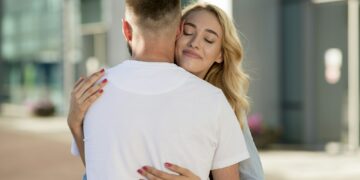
[{"left": 181, "top": 63, "right": 199, "bottom": 75}]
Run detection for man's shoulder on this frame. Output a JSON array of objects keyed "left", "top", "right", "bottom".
[
  {"left": 105, "top": 61, "right": 128, "bottom": 73},
  {"left": 184, "top": 74, "right": 223, "bottom": 95},
  {"left": 103, "top": 61, "right": 133, "bottom": 80}
]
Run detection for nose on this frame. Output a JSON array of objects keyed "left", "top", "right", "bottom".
[{"left": 189, "top": 35, "right": 200, "bottom": 49}]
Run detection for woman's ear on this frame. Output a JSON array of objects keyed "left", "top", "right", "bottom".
[
  {"left": 122, "top": 18, "right": 132, "bottom": 42},
  {"left": 215, "top": 53, "right": 223, "bottom": 63}
]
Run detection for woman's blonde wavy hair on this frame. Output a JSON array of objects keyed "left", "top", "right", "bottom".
[{"left": 182, "top": 2, "right": 250, "bottom": 128}]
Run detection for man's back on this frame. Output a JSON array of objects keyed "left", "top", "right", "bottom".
[{"left": 83, "top": 60, "right": 248, "bottom": 179}]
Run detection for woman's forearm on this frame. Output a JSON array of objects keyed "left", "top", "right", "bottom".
[
  {"left": 67, "top": 69, "right": 107, "bottom": 167},
  {"left": 212, "top": 163, "right": 240, "bottom": 180},
  {"left": 69, "top": 122, "right": 86, "bottom": 166}
]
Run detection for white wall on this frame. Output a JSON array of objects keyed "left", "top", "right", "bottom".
[{"left": 233, "top": 0, "right": 281, "bottom": 128}]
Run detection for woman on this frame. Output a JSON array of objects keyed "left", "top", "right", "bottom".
[{"left": 69, "top": 2, "right": 263, "bottom": 180}]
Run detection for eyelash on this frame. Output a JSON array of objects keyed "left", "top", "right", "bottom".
[
  {"left": 183, "top": 31, "right": 192, "bottom": 36},
  {"left": 184, "top": 31, "right": 214, "bottom": 44},
  {"left": 205, "top": 39, "right": 214, "bottom": 44}
]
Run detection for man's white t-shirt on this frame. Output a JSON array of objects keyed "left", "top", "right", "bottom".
[{"left": 72, "top": 60, "right": 249, "bottom": 180}]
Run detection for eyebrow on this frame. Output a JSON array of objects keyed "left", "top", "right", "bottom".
[{"left": 184, "top": 22, "right": 219, "bottom": 37}]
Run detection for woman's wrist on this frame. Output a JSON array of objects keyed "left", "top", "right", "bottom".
[{"left": 68, "top": 116, "right": 83, "bottom": 132}]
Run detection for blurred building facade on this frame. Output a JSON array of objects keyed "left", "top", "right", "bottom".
[
  {"left": 0, "top": 0, "right": 64, "bottom": 113},
  {"left": 0, "top": 0, "right": 359, "bottom": 150},
  {"left": 234, "top": 0, "right": 359, "bottom": 151}
]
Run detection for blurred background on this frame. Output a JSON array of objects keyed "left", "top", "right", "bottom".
[{"left": 0, "top": 0, "right": 360, "bottom": 179}]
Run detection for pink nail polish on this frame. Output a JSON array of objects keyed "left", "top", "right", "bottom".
[
  {"left": 102, "top": 79, "right": 108, "bottom": 83},
  {"left": 142, "top": 166, "right": 148, "bottom": 171},
  {"left": 137, "top": 169, "right": 143, "bottom": 174},
  {"left": 99, "top": 89, "right": 104, "bottom": 94},
  {"left": 100, "top": 68, "right": 105, "bottom": 73},
  {"left": 165, "top": 163, "right": 172, "bottom": 167}
]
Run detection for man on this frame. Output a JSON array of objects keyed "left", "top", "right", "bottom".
[{"left": 69, "top": 0, "right": 248, "bottom": 179}]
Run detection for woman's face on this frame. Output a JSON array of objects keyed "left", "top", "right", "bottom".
[{"left": 175, "top": 9, "right": 223, "bottom": 79}]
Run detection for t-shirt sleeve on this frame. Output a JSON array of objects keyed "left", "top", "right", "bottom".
[
  {"left": 71, "top": 138, "right": 80, "bottom": 156},
  {"left": 211, "top": 93, "right": 250, "bottom": 170}
]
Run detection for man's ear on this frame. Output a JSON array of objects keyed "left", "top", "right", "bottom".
[
  {"left": 176, "top": 20, "right": 185, "bottom": 40},
  {"left": 122, "top": 18, "right": 132, "bottom": 42}
]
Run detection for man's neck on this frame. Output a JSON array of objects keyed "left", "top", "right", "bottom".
[
  {"left": 130, "top": 34, "right": 175, "bottom": 63},
  {"left": 132, "top": 54, "right": 174, "bottom": 63}
]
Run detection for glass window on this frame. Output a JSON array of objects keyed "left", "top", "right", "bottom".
[
  {"left": 1, "top": 0, "right": 62, "bottom": 61},
  {"left": 0, "top": 0, "right": 65, "bottom": 115},
  {"left": 181, "top": 0, "right": 196, "bottom": 7},
  {"left": 81, "top": 0, "right": 102, "bottom": 24}
]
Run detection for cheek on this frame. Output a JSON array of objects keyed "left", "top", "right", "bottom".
[
  {"left": 175, "top": 37, "right": 190, "bottom": 64},
  {"left": 203, "top": 46, "right": 221, "bottom": 64},
  {"left": 175, "top": 39, "right": 185, "bottom": 57}
]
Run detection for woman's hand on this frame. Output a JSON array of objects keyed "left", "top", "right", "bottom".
[
  {"left": 67, "top": 69, "right": 108, "bottom": 166},
  {"left": 138, "top": 162, "right": 201, "bottom": 180},
  {"left": 67, "top": 68, "right": 107, "bottom": 128}
]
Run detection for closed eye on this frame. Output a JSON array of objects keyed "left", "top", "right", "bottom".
[
  {"left": 205, "top": 39, "right": 215, "bottom": 44},
  {"left": 183, "top": 23, "right": 195, "bottom": 36},
  {"left": 183, "top": 31, "right": 193, "bottom": 36}
]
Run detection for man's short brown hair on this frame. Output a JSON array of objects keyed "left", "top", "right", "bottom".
[{"left": 125, "top": 0, "right": 181, "bottom": 31}]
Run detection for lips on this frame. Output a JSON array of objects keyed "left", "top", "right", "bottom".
[{"left": 183, "top": 49, "right": 202, "bottom": 59}]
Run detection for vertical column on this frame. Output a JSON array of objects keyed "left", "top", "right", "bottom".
[
  {"left": 0, "top": 0, "right": 2, "bottom": 61},
  {"left": 303, "top": 1, "right": 316, "bottom": 145},
  {"left": 0, "top": 0, "right": 3, "bottom": 104},
  {"left": 348, "top": 0, "right": 359, "bottom": 152},
  {"left": 107, "top": 0, "right": 128, "bottom": 66},
  {"left": 62, "top": 0, "right": 81, "bottom": 113}
]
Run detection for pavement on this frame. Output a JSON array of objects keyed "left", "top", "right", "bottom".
[
  {"left": 261, "top": 150, "right": 360, "bottom": 180},
  {"left": 0, "top": 116, "right": 84, "bottom": 180},
  {"left": 0, "top": 116, "right": 360, "bottom": 180}
]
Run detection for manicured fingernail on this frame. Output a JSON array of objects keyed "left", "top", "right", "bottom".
[
  {"left": 165, "top": 163, "right": 172, "bottom": 167},
  {"left": 99, "top": 89, "right": 104, "bottom": 93},
  {"left": 100, "top": 68, "right": 105, "bottom": 73},
  {"left": 102, "top": 79, "right": 108, "bottom": 83},
  {"left": 137, "top": 169, "right": 143, "bottom": 174},
  {"left": 142, "top": 166, "right": 148, "bottom": 171}
]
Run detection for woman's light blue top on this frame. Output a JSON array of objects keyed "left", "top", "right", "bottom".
[{"left": 239, "top": 117, "right": 264, "bottom": 180}]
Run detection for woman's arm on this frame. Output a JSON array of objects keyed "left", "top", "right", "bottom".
[
  {"left": 69, "top": 122, "right": 86, "bottom": 165},
  {"left": 67, "top": 69, "right": 107, "bottom": 166},
  {"left": 211, "top": 163, "right": 240, "bottom": 180},
  {"left": 138, "top": 163, "right": 241, "bottom": 180},
  {"left": 138, "top": 163, "right": 200, "bottom": 180}
]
